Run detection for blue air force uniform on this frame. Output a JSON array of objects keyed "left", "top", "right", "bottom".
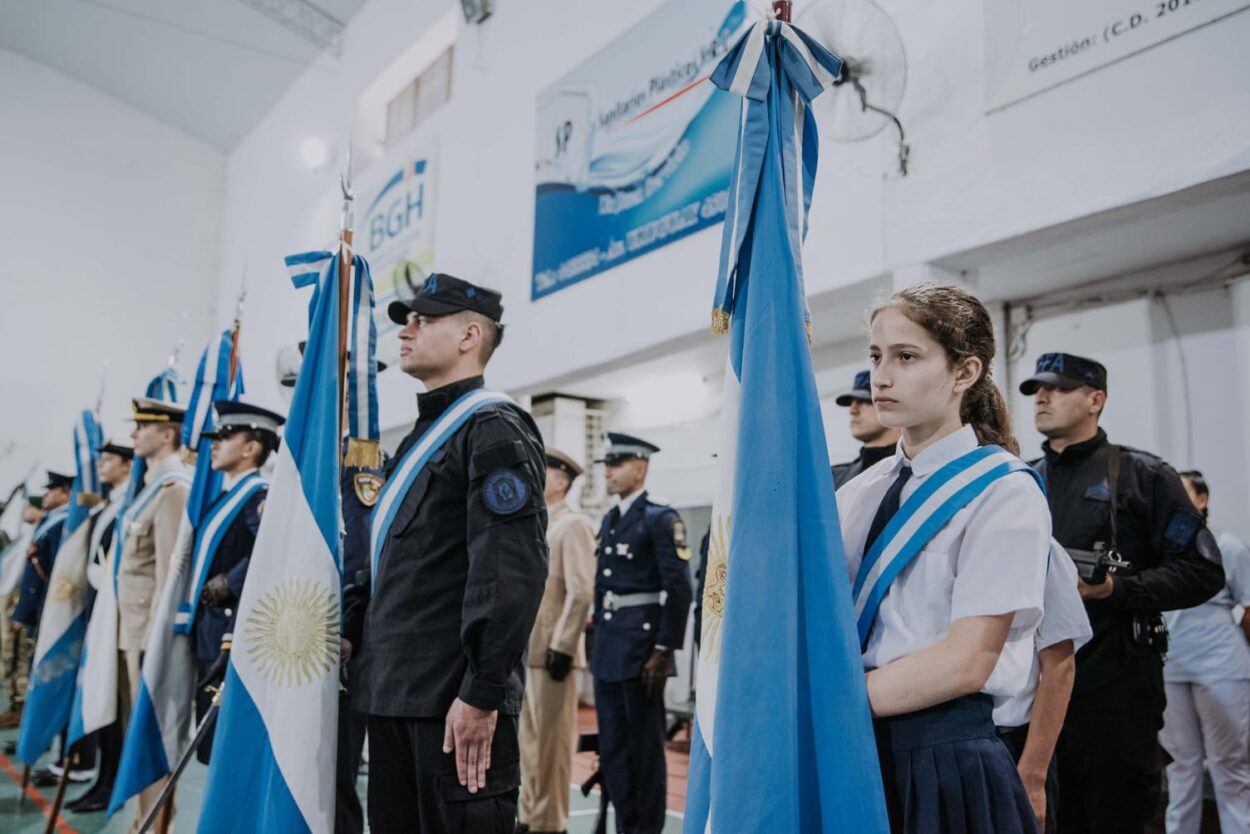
[
  {"left": 190, "top": 400, "right": 284, "bottom": 765},
  {"left": 591, "top": 433, "right": 692, "bottom": 834},
  {"left": 12, "top": 471, "right": 73, "bottom": 632}
]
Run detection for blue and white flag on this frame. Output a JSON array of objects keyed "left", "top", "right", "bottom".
[
  {"left": 109, "top": 333, "right": 242, "bottom": 814},
  {"left": 684, "top": 18, "right": 889, "bottom": 833},
  {"left": 0, "top": 485, "right": 32, "bottom": 597},
  {"left": 198, "top": 249, "right": 371, "bottom": 833},
  {"left": 17, "top": 409, "right": 102, "bottom": 765}
]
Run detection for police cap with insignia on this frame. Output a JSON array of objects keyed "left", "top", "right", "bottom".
[
  {"left": 44, "top": 470, "right": 74, "bottom": 490},
  {"left": 1019, "top": 353, "right": 1108, "bottom": 396},
  {"left": 835, "top": 370, "right": 873, "bottom": 407},
  {"left": 130, "top": 397, "right": 187, "bottom": 424},
  {"left": 596, "top": 432, "right": 661, "bottom": 465},
  {"left": 97, "top": 438, "right": 135, "bottom": 461},
  {"left": 546, "top": 448, "right": 584, "bottom": 481},
  {"left": 203, "top": 400, "right": 286, "bottom": 442},
  {"left": 280, "top": 341, "right": 387, "bottom": 388},
  {"left": 386, "top": 273, "right": 504, "bottom": 326}
]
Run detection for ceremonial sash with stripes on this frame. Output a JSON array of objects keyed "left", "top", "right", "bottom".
[
  {"left": 174, "top": 471, "right": 267, "bottom": 633},
  {"left": 32, "top": 507, "right": 69, "bottom": 543},
  {"left": 851, "top": 444, "right": 1045, "bottom": 646},
  {"left": 370, "top": 389, "right": 514, "bottom": 579},
  {"left": 112, "top": 470, "right": 193, "bottom": 595}
]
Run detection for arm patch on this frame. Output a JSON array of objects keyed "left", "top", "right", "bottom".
[
  {"left": 483, "top": 469, "right": 529, "bottom": 515},
  {"left": 1164, "top": 510, "right": 1201, "bottom": 548}
]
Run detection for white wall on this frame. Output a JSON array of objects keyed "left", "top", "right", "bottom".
[
  {"left": 211, "top": 0, "right": 1250, "bottom": 422},
  {"left": 0, "top": 49, "right": 224, "bottom": 489}
]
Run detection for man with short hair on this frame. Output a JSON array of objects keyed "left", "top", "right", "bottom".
[
  {"left": 517, "top": 448, "right": 596, "bottom": 834},
  {"left": 189, "top": 400, "right": 284, "bottom": 763},
  {"left": 354, "top": 273, "right": 547, "bottom": 834},
  {"left": 592, "top": 432, "right": 693, "bottom": 834},
  {"left": 831, "top": 370, "right": 900, "bottom": 489},
  {"left": 11, "top": 471, "right": 73, "bottom": 635},
  {"left": 1021, "top": 352, "right": 1225, "bottom": 834}
]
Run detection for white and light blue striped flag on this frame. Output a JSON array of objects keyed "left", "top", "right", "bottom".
[
  {"left": 684, "top": 17, "right": 890, "bottom": 833},
  {"left": 68, "top": 371, "right": 179, "bottom": 760},
  {"left": 0, "top": 484, "right": 32, "bottom": 597},
  {"left": 198, "top": 249, "right": 375, "bottom": 832},
  {"left": 108, "top": 333, "right": 242, "bottom": 814},
  {"left": 17, "top": 409, "right": 103, "bottom": 765}
]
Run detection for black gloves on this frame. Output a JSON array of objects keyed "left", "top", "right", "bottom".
[
  {"left": 198, "top": 647, "right": 231, "bottom": 691},
  {"left": 200, "top": 574, "right": 234, "bottom": 608},
  {"left": 545, "top": 649, "right": 574, "bottom": 682},
  {"left": 641, "top": 649, "right": 671, "bottom": 700}
]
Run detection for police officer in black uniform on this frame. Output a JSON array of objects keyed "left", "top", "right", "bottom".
[
  {"left": 352, "top": 273, "right": 547, "bottom": 834},
  {"left": 830, "top": 370, "right": 899, "bottom": 489},
  {"left": 1020, "top": 352, "right": 1224, "bottom": 834},
  {"left": 193, "top": 400, "right": 284, "bottom": 763},
  {"left": 12, "top": 471, "right": 72, "bottom": 631},
  {"left": 592, "top": 433, "right": 693, "bottom": 834},
  {"left": 283, "top": 343, "right": 387, "bottom": 834}
]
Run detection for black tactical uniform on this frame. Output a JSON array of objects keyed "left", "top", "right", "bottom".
[
  {"left": 336, "top": 445, "right": 385, "bottom": 834},
  {"left": 829, "top": 372, "right": 897, "bottom": 489},
  {"left": 1019, "top": 354, "right": 1224, "bottom": 834},
  {"left": 355, "top": 275, "right": 547, "bottom": 834}
]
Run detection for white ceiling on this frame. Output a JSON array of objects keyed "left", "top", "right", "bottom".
[{"left": 0, "top": 0, "right": 365, "bottom": 150}]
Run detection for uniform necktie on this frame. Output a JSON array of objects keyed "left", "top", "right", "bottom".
[{"left": 863, "top": 465, "right": 912, "bottom": 556}]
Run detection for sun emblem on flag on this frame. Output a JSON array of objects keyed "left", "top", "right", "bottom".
[
  {"left": 702, "top": 513, "right": 731, "bottom": 660},
  {"left": 243, "top": 578, "right": 339, "bottom": 687}
]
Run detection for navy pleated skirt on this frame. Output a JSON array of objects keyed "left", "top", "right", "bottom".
[{"left": 873, "top": 694, "right": 1038, "bottom": 834}]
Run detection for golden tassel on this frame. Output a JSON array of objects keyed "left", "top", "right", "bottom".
[
  {"left": 181, "top": 448, "right": 198, "bottom": 467},
  {"left": 805, "top": 319, "right": 813, "bottom": 346},
  {"left": 711, "top": 309, "right": 730, "bottom": 335},
  {"left": 344, "top": 438, "right": 382, "bottom": 469},
  {"left": 77, "top": 492, "right": 100, "bottom": 507}
]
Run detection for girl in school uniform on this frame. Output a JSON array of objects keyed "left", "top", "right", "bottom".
[{"left": 837, "top": 283, "right": 1052, "bottom": 834}]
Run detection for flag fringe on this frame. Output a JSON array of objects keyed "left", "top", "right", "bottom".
[
  {"left": 344, "top": 438, "right": 382, "bottom": 469},
  {"left": 77, "top": 492, "right": 100, "bottom": 507},
  {"left": 711, "top": 309, "right": 730, "bottom": 335}
]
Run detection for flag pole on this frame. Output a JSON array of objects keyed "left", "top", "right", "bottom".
[
  {"left": 229, "top": 265, "right": 248, "bottom": 390},
  {"left": 338, "top": 152, "right": 354, "bottom": 446}
]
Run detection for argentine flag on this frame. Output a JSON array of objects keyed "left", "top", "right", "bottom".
[
  {"left": 0, "top": 485, "right": 33, "bottom": 597},
  {"left": 108, "top": 332, "right": 242, "bottom": 814},
  {"left": 68, "top": 371, "right": 179, "bottom": 758},
  {"left": 17, "top": 409, "right": 102, "bottom": 765},
  {"left": 684, "top": 18, "right": 889, "bottom": 833},
  {"left": 198, "top": 250, "right": 368, "bottom": 833}
]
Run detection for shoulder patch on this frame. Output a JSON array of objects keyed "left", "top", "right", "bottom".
[
  {"left": 1165, "top": 510, "right": 1201, "bottom": 548},
  {"left": 484, "top": 469, "right": 529, "bottom": 515},
  {"left": 353, "top": 472, "right": 384, "bottom": 508}
]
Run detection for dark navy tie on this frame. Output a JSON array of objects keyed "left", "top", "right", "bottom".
[{"left": 863, "top": 466, "right": 912, "bottom": 556}]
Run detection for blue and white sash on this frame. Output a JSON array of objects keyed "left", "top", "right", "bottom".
[
  {"left": 112, "top": 469, "right": 193, "bottom": 596},
  {"left": 174, "top": 471, "right": 267, "bottom": 633},
  {"left": 32, "top": 507, "right": 69, "bottom": 543},
  {"left": 370, "top": 389, "right": 515, "bottom": 579},
  {"left": 851, "top": 445, "right": 1044, "bottom": 646}
]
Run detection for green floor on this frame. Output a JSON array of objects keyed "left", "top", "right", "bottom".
[{"left": 0, "top": 696, "right": 683, "bottom": 833}]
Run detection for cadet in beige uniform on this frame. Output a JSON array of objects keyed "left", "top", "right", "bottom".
[
  {"left": 517, "top": 449, "right": 597, "bottom": 834},
  {"left": 118, "top": 397, "right": 191, "bottom": 831}
]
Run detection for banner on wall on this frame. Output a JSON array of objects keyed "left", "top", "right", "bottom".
[
  {"left": 986, "top": 0, "right": 1250, "bottom": 109},
  {"left": 357, "top": 143, "right": 437, "bottom": 365},
  {"left": 531, "top": 0, "right": 752, "bottom": 300}
]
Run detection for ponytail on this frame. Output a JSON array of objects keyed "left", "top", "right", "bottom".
[{"left": 871, "top": 282, "right": 1021, "bottom": 456}]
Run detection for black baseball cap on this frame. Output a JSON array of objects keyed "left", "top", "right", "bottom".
[
  {"left": 387, "top": 273, "right": 504, "bottom": 326},
  {"left": 1019, "top": 353, "right": 1108, "bottom": 395},
  {"left": 835, "top": 370, "right": 873, "bottom": 407}
]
